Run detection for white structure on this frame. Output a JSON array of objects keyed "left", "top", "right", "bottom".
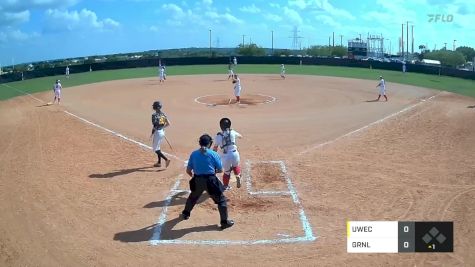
[{"left": 421, "top": 59, "right": 441, "bottom": 66}]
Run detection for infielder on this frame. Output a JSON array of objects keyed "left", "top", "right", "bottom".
[
  {"left": 376, "top": 76, "right": 388, "bottom": 101},
  {"left": 150, "top": 101, "right": 171, "bottom": 168},
  {"left": 280, "top": 64, "right": 286, "bottom": 79},
  {"left": 213, "top": 118, "right": 242, "bottom": 190},
  {"left": 52, "top": 79, "right": 62, "bottom": 104},
  {"left": 232, "top": 74, "right": 242, "bottom": 103},
  {"left": 233, "top": 56, "right": 237, "bottom": 66},
  {"left": 159, "top": 66, "right": 165, "bottom": 83}
]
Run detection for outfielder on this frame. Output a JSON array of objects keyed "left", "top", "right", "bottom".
[
  {"left": 227, "top": 63, "right": 234, "bottom": 80},
  {"left": 376, "top": 76, "right": 388, "bottom": 101},
  {"left": 65, "top": 66, "right": 70, "bottom": 78},
  {"left": 213, "top": 118, "right": 242, "bottom": 190},
  {"left": 150, "top": 101, "right": 171, "bottom": 168},
  {"left": 232, "top": 74, "right": 242, "bottom": 103},
  {"left": 159, "top": 66, "right": 165, "bottom": 83},
  {"left": 280, "top": 64, "right": 286, "bottom": 79},
  {"left": 52, "top": 79, "right": 62, "bottom": 104}
]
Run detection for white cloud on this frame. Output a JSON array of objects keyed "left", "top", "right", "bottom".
[
  {"left": 289, "top": 0, "right": 307, "bottom": 9},
  {"left": 202, "top": 0, "right": 213, "bottom": 5},
  {"left": 283, "top": 7, "right": 303, "bottom": 25},
  {"left": 264, "top": 13, "right": 282, "bottom": 22},
  {"left": 205, "top": 11, "right": 243, "bottom": 24},
  {"left": 149, "top": 25, "right": 159, "bottom": 32},
  {"left": 239, "top": 4, "right": 261, "bottom": 14},
  {"left": 269, "top": 3, "right": 281, "bottom": 9},
  {"left": 288, "top": 0, "right": 355, "bottom": 20},
  {"left": 314, "top": 15, "right": 341, "bottom": 28},
  {"left": 162, "top": 3, "right": 185, "bottom": 16},
  {"left": 0, "top": 10, "right": 30, "bottom": 25},
  {"left": 44, "top": 9, "right": 120, "bottom": 32},
  {"left": 0, "top": 28, "right": 38, "bottom": 43},
  {"left": 0, "top": 0, "right": 78, "bottom": 12}
]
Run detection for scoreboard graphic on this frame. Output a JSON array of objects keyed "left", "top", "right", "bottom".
[{"left": 347, "top": 221, "right": 453, "bottom": 253}]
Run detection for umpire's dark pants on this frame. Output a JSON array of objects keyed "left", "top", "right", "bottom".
[{"left": 183, "top": 175, "right": 228, "bottom": 222}]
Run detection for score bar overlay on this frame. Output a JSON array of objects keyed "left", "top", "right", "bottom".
[{"left": 347, "top": 221, "right": 453, "bottom": 253}]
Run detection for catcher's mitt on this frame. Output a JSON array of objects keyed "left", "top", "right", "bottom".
[{"left": 232, "top": 80, "right": 237, "bottom": 84}]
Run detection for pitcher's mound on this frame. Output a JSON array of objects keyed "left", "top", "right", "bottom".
[{"left": 195, "top": 94, "right": 276, "bottom": 106}]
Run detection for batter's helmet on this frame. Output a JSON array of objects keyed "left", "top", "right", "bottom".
[
  {"left": 219, "top": 118, "right": 231, "bottom": 131},
  {"left": 152, "top": 101, "right": 162, "bottom": 110},
  {"left": 199, "top": 134, "right": 213, "bottom": 148}
]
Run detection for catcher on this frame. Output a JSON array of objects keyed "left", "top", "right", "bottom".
[{"left": 150, "top": 101, "right": 171, "bottom": 168}]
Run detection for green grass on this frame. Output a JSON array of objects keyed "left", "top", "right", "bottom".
[{"left": 1, "top": 64, "right": 474, "bottom": 100}]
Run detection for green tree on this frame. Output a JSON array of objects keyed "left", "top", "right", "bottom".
[
  {"left": 306, "top": 45, "right": 332, "bottom": 57},
  {"left": 455, "top": 46, "right": 475, "bottom": 62},
  {"left": 331, "top": 46, "right": 347, "bottom": 57},
  {"left": 273, "top": 49, "right": 291, "bottom": 56},
  {"left": 237, "top": 43, "right": 266, "bottom": 56},
  {"left": 424, "top": 50, "right": 466, "bottom": 67}
]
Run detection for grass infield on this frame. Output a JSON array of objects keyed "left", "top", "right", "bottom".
[{"left": 1, "top": 64, "right": 474, "bottom": 100}]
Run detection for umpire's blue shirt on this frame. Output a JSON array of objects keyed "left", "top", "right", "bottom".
[{"left": 187, "top": 148, "right": 222, "bottom": 175}]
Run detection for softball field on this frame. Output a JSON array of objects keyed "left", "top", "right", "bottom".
[{"left": 0, "top": 73, "right": 474, "bottom": 266}]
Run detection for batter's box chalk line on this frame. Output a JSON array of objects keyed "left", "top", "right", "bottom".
[{"left": 150, "top": 162, "right": 316, "bottom": 246}]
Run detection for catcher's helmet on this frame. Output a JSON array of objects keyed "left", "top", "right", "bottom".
[
  {"left": 219, "top": 118, "right": 231, "bottom": 131},
  {"left": 152, "top": 101, "right": 162, "bottom": 110},
  {"left": 199, "top": 134, "right": 213, "bottom": 148}
]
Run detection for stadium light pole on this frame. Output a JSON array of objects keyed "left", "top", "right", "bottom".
[
  {"left": 339, "top": 35, "right": 343, "bottom": 46},
  {"left": 209, "top": 29, "right": 212, "bottom": 57},
  {"left": 271, "top": 30, "right": 274, "bottom": 55},
  {"left": 453, "top": 39, "right": 456, "bottom": 51}
]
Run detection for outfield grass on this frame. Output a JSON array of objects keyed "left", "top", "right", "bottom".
[{"left": 1, "top": 64, "right": 474, "bottom": 100}]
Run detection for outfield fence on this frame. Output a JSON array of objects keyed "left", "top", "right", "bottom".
[{"left": 1, "top": 56, "right": 474, "bottom": 83}]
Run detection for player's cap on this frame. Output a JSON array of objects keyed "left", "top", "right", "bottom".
[
  {"left": 56, "top": 79, "right": 60, "bottom": 82},
  {"left": 379, "top": 76, "right": 383, "bottom": 79}
]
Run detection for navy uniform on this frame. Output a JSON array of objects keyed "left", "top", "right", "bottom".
[{"left": 182, "top": 134, "right": 234, "bottom": 230}]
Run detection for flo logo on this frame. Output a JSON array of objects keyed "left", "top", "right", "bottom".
[{"left": 428, "top": 14, "right": 454, "bottom": 23}]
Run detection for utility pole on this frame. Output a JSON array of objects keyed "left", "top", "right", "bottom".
[
  {"left": 339, "top": 35, "right": 343, "bottom": 46},
  {"left": 444, "top": 42, "right": 447, "bottom": 50},
  {"left": 453, "top": 39, "right": 456, "bottom": 51},
  {"left": 242, "top": 35, "right": 246, "bottom": 47},
  {"left": 332, "top": 32, "right": 335, "bottom": 47},
  {"left": 328, "top": 36, "right": 331, "bottom": 47}
]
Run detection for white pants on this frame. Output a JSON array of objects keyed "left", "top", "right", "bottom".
[
  {"left": 379, "top": 87, "right": 386, "bottom": 95},
  {"left": 54, "top": 90, "right": 61, "bottom": 98},
  {"left": 234, "top": 86, "right": 241, "bottom": 97},
  {"left": 221, "top": 150, "right": 240, "bottom": 175},
  {"left": 152, "top": 129, "right": 165, "bottom": 151}
]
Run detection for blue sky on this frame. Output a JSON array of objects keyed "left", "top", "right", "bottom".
[{"left": 1, "top": 0, "right": 474, "bottom": 64}]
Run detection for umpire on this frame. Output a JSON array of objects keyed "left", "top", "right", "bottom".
[{"left": 181, "top": 134, "right": 234, "bottom": 230}]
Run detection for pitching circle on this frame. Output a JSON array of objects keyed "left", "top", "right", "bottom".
[{"left": 194, "top": 94, "right": 276, "bottom": 106}]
